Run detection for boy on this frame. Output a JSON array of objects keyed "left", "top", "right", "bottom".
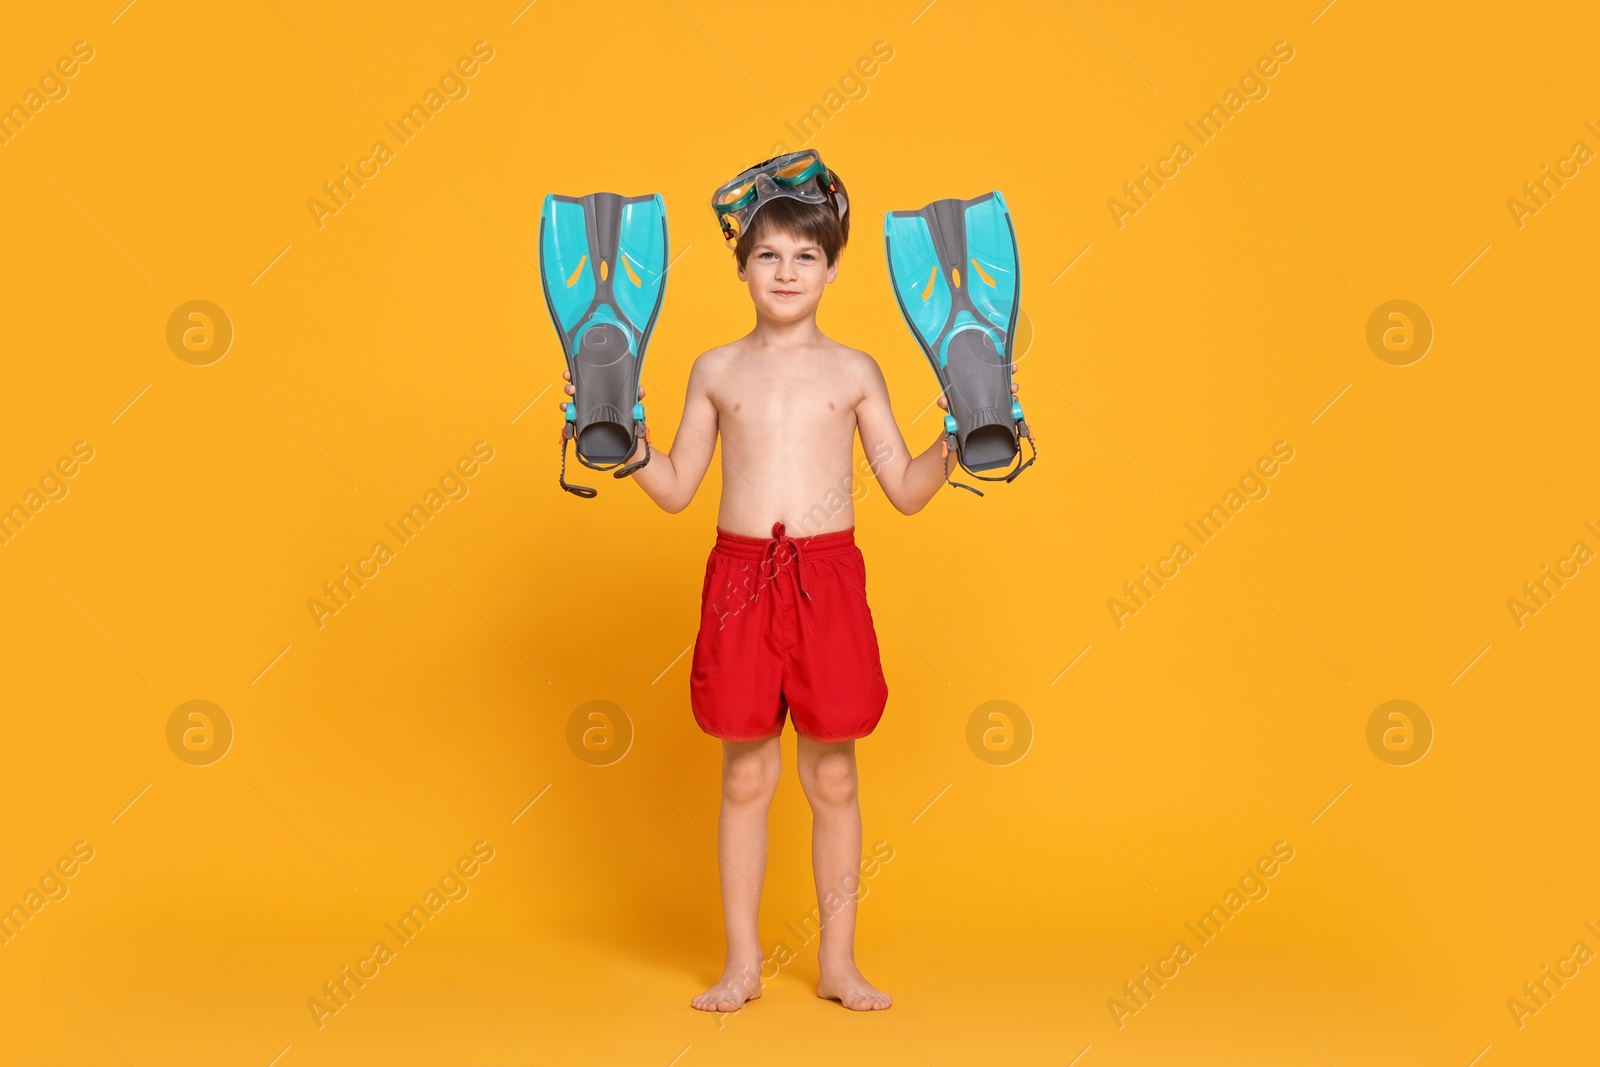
[{"left": 560, "top": 153, "right": 1019, "bottom": 1012}]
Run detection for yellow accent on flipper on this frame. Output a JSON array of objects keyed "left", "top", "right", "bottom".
[
  {"left": 622, "top": 254, "right": 642, "bottom": 287},
  {"left": 600, "top": 259, "right": 609, "bottom": 281},
  {"left": 952, "top": 267, "right": 962, "bottom": 288},
  {"left": 921, "top": 265, "right": 937, "bottom": 301},
  {"left": 564, "top": 254, "right": 588, "bottom": 288},
  {"left": 970, "top": 257, "right": 996, "bottom": 286}
]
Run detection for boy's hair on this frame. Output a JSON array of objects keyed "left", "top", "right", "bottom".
[{"left": 734, "top": 170, "right": 850, "bottom": 270}]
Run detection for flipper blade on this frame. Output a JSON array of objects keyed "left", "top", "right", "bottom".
[
  {"left": 885, "top": 213, "right": 952, "bottom": 365},
  {"left": 538, "top": 191, "right": 669, "bottom": 494},
  {"left": 884, "top": 191, "right": 1030, "bottom": 489}
]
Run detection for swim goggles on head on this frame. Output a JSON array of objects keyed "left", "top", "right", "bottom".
[{"left": 710, "top": 149, "right": 849, "bottom": 248}]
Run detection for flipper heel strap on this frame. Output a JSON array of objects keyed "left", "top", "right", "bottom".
[
  {"left": 1003, "top": 426, "right": 1037, "bottom": 484},
  {"left": 955, "top": 423, "right": 1036, "bottom": 484},
  {"left": 944, "top": 435, "right": 985, "bottom": 496},
  {"left": 558, "top": 426, "right": 598, "bottom": 498},
  {"left": 946, "top": 422, "right": 1037, "bottom": 495},
  {"left": 612, "top": 421, "right": 651, "bottom": 479}
]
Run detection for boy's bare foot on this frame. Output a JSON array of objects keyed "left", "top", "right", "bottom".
[
  {"left": 691, "top": 965, "right": 763, "bottom": 1012},
  {"left": 816, "top": 963, "right": 892, "bottom": 1010}
]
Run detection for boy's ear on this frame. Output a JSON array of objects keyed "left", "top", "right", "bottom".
[{"left": 826, "top": 252, "right": 841, "bottom": 283}]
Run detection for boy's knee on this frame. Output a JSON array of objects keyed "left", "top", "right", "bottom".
[
  {"left": 801, "top": 761, "right": 857, "bottom": 808},
  {"left": 724, "top": 759, "right": 779, "bottom": 805}
]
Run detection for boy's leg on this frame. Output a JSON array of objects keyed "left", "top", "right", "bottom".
[
  {"left": 795, "top": 736, "right": 892, "bottom": 1011},
  {"left": 691, "top": 734, "right": 781, "bottom": 1012}
]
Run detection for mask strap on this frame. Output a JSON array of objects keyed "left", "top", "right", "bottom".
[{"left": 825, "top": 170, "right": 848, "bottom": 222}]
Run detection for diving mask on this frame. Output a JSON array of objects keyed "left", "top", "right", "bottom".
[{"left": 710, "top": 149, "right": 848, "bottom": 249}]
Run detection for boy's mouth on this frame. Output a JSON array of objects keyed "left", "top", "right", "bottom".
[{"left": 772, "top": 289, "right": 800, "bottom": 298}]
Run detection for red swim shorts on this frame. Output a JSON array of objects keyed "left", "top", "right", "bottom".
[{"left": 690, "top": 521, "right": 888, "bottom": 743}]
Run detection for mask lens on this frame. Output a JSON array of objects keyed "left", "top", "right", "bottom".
[
  {"left": 713, "top": 181, "right": 757, "bottom": 211},
  {"left": 774, "top": 153, "right": 821, "bottom": 183}
]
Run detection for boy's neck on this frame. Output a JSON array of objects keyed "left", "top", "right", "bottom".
[{"left": 748, "top": 312, "right": 827, "bottom": 349}]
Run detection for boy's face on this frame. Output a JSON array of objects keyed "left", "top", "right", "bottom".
[{"left": 737, "top": 228, "right": 838, "bottom": 322}]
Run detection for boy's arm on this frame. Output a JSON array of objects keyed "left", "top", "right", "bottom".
[
  {"left": 854, "top": 354, "right": 1022, "bottom": 515},
  {"left": 563, "top": 354, "right": 718, "bottom": 514},
  {"left": 853, "top": 356, "right": 950, "bottom": 515}
]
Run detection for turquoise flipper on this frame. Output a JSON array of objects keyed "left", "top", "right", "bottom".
[
  {"left": 884, "top": 191, "right": 1034, "bottom": 495},
  {"left": 538, "top": 192, "right": 669, "bottom": 497}
]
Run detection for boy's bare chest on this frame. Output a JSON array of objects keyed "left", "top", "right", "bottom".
[{"left": 712, "top": 365, "right": 860, "bottom": 434}]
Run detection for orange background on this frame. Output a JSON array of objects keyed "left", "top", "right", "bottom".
[{"left": 1, "top": 1, "right": 1597, "bottom": 1064}]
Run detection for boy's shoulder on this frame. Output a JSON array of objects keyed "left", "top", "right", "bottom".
[
  {"left": 822, "top": 342, "right": 886, "bottom": 392},
  {"left": 827, "top": 340, "right": 880, "bottom": 372},
  {"left": 689, "top": 340, "right": 743, "bottom": 373}
]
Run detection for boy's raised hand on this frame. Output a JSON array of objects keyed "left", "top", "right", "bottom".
[{"left": 558, "top": 369, "right": 645, "bottom": 413}]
